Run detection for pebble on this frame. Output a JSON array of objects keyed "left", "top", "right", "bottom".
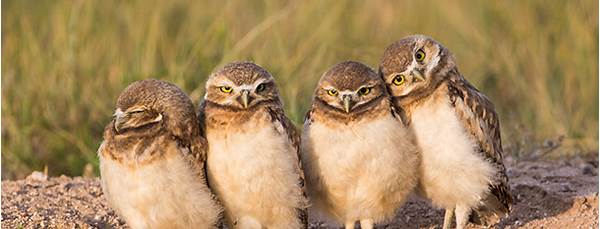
[
  {"left": 582, "top": 165, "right": 595, "bottom": 175},
  {"left": 26, "top": 171, "right": 47, "bottom": 182}
]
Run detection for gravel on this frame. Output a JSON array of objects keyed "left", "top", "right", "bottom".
[{"left": 2, "top": 156, "right": 598, "bottom": 228}]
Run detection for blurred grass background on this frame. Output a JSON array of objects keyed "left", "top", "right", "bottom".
[{"left": 2, "top": 0, "right": 598, "bottom": 179}]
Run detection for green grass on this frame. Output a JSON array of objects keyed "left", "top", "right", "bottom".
[{"left": 2, "top": 0, "right": 598, "bottom": 179}]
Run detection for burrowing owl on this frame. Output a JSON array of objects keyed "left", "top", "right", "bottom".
[
  {"left": 199, "top": 62, "right": 308, "bottom": 229},
  {"left": 379, "top": 35, "right": 513, "bottom": 229},
  {"left": 98, "top": 79, "right": 222, "bottom": 228},
  {"left": 301, "top": 61, "right": 419, "bottom": 229}
]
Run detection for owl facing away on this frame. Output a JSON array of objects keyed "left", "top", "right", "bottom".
[
  {"left": 98, "top": 79, "right": 222, "bottom": 228},
  {"left": 379, "top": 35, "right": 513, "bottom": 229},
  {"left": 199, "top": 62, "right": 308, "bottom": 229},
  {"left": 301, "top": 61, "right": 420, "bottom": 229}
]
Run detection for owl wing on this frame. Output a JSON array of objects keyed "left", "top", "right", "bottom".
[
  {"left": 167, "top": 103, "right": 210, "bottom": 186},
  {"left": 304, "top": 107, "right": 314, "bottom": 126},
  {"left": 446, "top": 74, "right": 513, "bottom": 224},
  {"left": 266, "top": 106, "right": 308, "bottom": 227},
  {"left": 179, "top": 132, "right": 209, "bottom": 181},
  {"left": 389, "top": 99, "right": 410, "bottom": 126},
  {"left": 197, "top": 100, "right": 208, "bottom": 138}
]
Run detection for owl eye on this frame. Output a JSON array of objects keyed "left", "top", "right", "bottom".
[
  {"left": 220, "top": 86, "right": 233, "bottom": 93},
  {"left": 127, "top": 107, "right": 147, "bottom": 115},
  {"left": 358, "top": 87, "right": 371, "bottom": 96},
  {"left": 392, "top": 75, "right": 405, "bottom": 86},
  {"left": 415, "top": 49, "right": 426, "bottom": 61},
  {"left": 129, "top": 109, "right": 145, "bottom": 114},
  {"left": 327, "top": 89, "right": 338, "bottom": 96},
  {"left": 256, "top": 83, "right": 266, "bottom": 92}
]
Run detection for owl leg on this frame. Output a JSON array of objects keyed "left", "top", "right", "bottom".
[
  {"left": 442, "top": 207, "right": 454, "bottom": 229},
  {"left": 345, "top": 221, "right": 356, "bottom": 229},
  {"left": 454, "top": 205, "right": 471, "bottom": 229},
  {"left": 359, "top": 219, "right": 374, "bottom": 229}
]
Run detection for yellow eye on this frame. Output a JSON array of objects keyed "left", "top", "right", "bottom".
[
  {"left": 358, "top": 87, "right": 371, "bottom": 96},
  {"left": 392, "top": 75, "right": 405, "bottom": 86},
  {"left": 220, "top": 86, "right": 233, "bottom": 93},
  {"left": 415, "top": 49, "right": 426, "bottom": 61},
  {"left": 327, "top": 89, "right": 338, "bottom": 96}
]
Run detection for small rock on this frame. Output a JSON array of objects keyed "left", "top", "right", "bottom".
[
  {"left": 582, "top": 165, "right": 595, "bottom": 175},
  {"left": 26, "top": 171, "right": 47, "bottom": 182},
  {"left": 560, "top": 185, "right": 574, "bottom": 192},
  {"left": 514, "top": 220, "right": 524, "bottom": 226}
]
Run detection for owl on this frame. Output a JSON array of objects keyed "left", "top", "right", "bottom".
[
  {"left": 378, "top": 35, "right": 513, "bottom": 229},
  {"left": 98, "top": 79, "right": 222, "bottom": 229},
  {"left": 199, "top": 62, "right": 308, "bottom": 229},
  {"left": 300, "top": 61, "right": 420, "bottom": 229}
]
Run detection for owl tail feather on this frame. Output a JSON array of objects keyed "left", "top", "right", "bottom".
[
  {"left": 469, "top": 185, "right": 513, "bottom": 226},
  {"left": 469, "top": 206, "right": 504, "bottom": 226}
]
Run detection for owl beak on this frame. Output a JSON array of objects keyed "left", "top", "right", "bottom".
[
  {"left": 239, "top": 90, "right": 251, "bottom": 109},
  {"left": 114, "top": 112, "right": 133, "bottom": 134},
  {"left": 114, "top": 113, "right": 125, "bottom": 133},
  {"left": 342, "top": 95, "right": 353, "bottom": 113},
  {"left": 412, "top": 70, "right": 425, "bottom": 82}
]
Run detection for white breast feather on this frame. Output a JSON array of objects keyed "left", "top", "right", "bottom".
[
  {"left": 206, "top": 121, "right": 303, "bottom": 229},
  {"left": 301, "top": 113, "right": 419, "bottom": 224},
  {"left": 99, "top": 142, "right": 221, "bottom": 229},
  {"left": 411, "top": 96, "right": 496, "bottom": 209}
]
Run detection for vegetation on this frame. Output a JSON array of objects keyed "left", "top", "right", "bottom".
[{"left": 2, "top": 0, "right": 597, "bottom": 179}]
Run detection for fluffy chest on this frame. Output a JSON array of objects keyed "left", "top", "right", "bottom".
[
  {"left": 99, "top": 146, "right": 211, "bottom": 223},
  {"left": 204, "top": 115, "right": 302, "bottom": 221},
  {"left": 302, "top": 113, "right": 420, "bottom": 220},
  {"left": 303, "top": 113, "right": 417, "bottom": 185},
  {"left": 411, "top": 96, "right": 477, "bottom": 163},
  {"left": 101, "top": 151, "right": 191, "bottom": 199},
  {"left": 205, "top": 117, "right": 297, "bottom": 188},
  {"left": 411, "top": 96, "right": 495, "bottom": 207},
  {"left": 206, "top": 120, "right": 293, "bottom": 169},
  {"left": 306, "top": 114, "right": 406, "bottom": 160}
]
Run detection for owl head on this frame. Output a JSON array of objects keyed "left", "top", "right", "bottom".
[
  {"left": 379, "top": 35, "right": 457, "bottom": 98},
  {"left": 313, "top": 61, "right": 388, "bottom": 115},
  {"left": 204, "top": 62, "right": 281, "bottom": 110},
  {"left": 113, "top": 79, "right": 196, "bottom": 136}
]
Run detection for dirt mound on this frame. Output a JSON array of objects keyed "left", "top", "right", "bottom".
[
  {"left": 2, "top": 157, "right": 598, "bottom": 228},
  {"left": 386, "top": 156, "right": 599, "bottom": 229},
  {"left": 1, "top": 176, "right": 125, "bottom": 228}
]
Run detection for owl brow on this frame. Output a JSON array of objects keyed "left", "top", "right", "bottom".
[
  {"left": 360, "top": 83, "right": 377, "bottom": 89},
  {"left": 414, "top": 46, "right": 425, "bottom": 56},
  {"left": 258, "top": 81, "right": 275, "bottom": 88},
  {"left": 411, "top": 42, "right": 421, "bottom": 53},
  {"left": 208, "top": 76, "right": 235, "bottom": 87},
  {"left": 254, "top": 78, "right": 275, "bottom": 86},
  {"left": 322, "top": 85, "right": 336, "bottom": 90},
  {"left": 211, "top": 84, "right": 232, "bottom": 89}
]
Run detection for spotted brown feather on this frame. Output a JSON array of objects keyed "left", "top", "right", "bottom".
[
  {"left": 266, "top": 105, "right": 309, "bottom": 228},
  {"left": 446, "top": 73, "right": 513, "bottom": 225}
]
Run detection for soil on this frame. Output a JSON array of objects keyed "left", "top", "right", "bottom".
[{"left": 2, "top": 156, "right": 598, "bottom": 229}]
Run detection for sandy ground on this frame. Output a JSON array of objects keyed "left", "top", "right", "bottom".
[{"left": 2, "top": 156, "right": 598, "bottom": 229}]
